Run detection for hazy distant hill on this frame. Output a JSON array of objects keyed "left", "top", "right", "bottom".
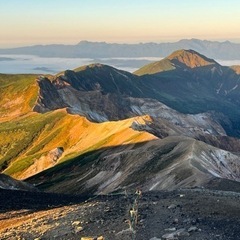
[{"left": 1, "top": 39, "right": 240, "bottom": 60}]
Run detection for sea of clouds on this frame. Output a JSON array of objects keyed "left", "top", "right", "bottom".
[{"left": 0, "top": 54, "right": 239, "bottom": 75}]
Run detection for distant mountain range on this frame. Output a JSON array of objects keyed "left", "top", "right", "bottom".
[
  {"left": 1, "top": 49, "right": 240, "bottom": 195},
  {"left": 33, "top": 49, "right": 240, "bottom": 138},
  {"left": 1, "top": 39, "right": 240, "bottom": 60}
]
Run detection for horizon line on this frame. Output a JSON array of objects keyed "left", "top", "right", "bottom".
[{"left": 1, "top": 38, "right": 240, "bottom": 49}]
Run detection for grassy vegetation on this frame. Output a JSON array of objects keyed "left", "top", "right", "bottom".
[
  {"left": 29, "top": 149, "right": 103, "bottom": 192},
  {"left": 4, "top": 153, "right": 42, "bottom": 175},
  {"left": 0, "top": 100, "right": 154, "bottom": 179},
  {"left": 0, "top": 74, "right": 39, "bottom": 118},
  {"left": 0, "top": 73, "right": 36, "bottom": 89},
  {"left": 134, "top": 58, "right": 175, "bottom": 76},
  {"left": 0, "top": 111, "right": 66, "bottom": 173}
]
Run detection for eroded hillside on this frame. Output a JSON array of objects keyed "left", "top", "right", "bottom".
[
  {"left": 0, "top": 110, "right": 156, "bottom": 180},
  {"left": 1, "top": 50, "right": 240, "bottom": 195}
]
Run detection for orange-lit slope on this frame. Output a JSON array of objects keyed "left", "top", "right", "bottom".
[{"left": 2, "top": 110, "right": 156, "bottom": 179}]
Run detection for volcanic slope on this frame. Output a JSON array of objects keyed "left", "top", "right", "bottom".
[
  {"left": 33, "top": 50, "right": 240, "bottom": 137},
  {"left": 0, "top": 109, "right": 156, "bottom": 180},
  {"left": 1, "top": 49, "right": 240, "bottom": 195},
  {"left": 26, "top": 135, "right": 240, "bottom": 195},
  {"left": 134, "top": 49, "right": 240, "bottom": 136},
  {"left": 1, "top": 189, "right": 240, "bottom": 240},
  {"left": 0, "top": 173, "right": 37, "bottom": 191},
  {"left": 1, "top": 50, "right": 240, "bottom": 240}
]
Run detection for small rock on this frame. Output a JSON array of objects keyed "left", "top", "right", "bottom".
[
  {"left": 162, "top": 228, "right": 189, "bottom": 239},
  {"left": 176, "top": 228, "right": 188, "bottom": 236},
  {"left": 75, "top": 226, "right": 83, "bottom": 233},
  {"left": 162, "top": 233, "right": 178, "bottom": 240},
  {"left": 188, "top": 226, "right": 198, "bottom": 232},
  {"left": 80, "top": 237, "right": 104, "bottom": 240},
  {"left": 168, "top": 204, "right": 177, "bottom": 209},
  {"left": 150, "top": 237, "right": 161, "bottom": 240},
  {"left": 81, "top": 238, "right": 96, "bottom": 240},
  {"left": 97, "top": 236, "right": 104, "bottom": 240},
  {"left": 72, "top": 221, "right": 81, "bottom": 226},
  {"left": 139, "top": 219, "right": 144, "bottom": 224},
  {"left": 183, "top": 218, "right": 191, "bottom": 224},
  {"left": 177, "top": 230, "right": 190, "bottom": 237},
  {"left": 172, "top": 218, "right": 179, "bottom": 224},
  {"left": 165, "top": 228, "right": 176, "bottom": 232}
]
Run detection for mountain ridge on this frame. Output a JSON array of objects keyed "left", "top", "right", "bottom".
[
  {"left": 26, "top": 136, "right": 240, "bottom": 195},
  {"left": 1, "top": 38, "right": 240, "bottom": 60},
  {"left": 32, "top": 50, "right": 240, "bottom": 137},
  {"left": 134, "top": 49, "right": 218, "bottom": 75},
  {"left": 1, "top": 49, "right": 240, "bottom": 195}
]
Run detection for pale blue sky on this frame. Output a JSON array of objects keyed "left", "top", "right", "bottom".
[{"left": 0, "top": 0, "right": 240, "bottom": 47}]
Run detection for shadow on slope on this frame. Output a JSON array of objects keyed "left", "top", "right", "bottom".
[
  {"left": 26, "top": 137, "right": 240, "bottom": 196},
  {"left": 0, "top": 188, "right": 89, "bottom": 213},
  {"left": 139, "top": 65, "right": 240, "bottom": 137}
]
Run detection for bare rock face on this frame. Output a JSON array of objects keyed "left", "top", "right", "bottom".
[
  {"left": 33, "top": 76, "right": 68, "bottom": 113},
  {"left": 19, "top": 147, "right": 64, "bottom": 180},
  {"left": 0, "top": 174, "right": 37, "bottom": 191},
  {"left": 33, "top": 73, "right": 230, "bottom": 147},
  {"left": 47, "top": 147, "right": 64, "bottom": 163}
]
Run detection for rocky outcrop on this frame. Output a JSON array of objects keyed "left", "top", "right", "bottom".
[
  {"left": 33, "top": 51, "right": 240, "bottom": 138},
  {"left": 33, "top": 76, "right": 68, "bottom": 112},
  {"left": 1, "top": 189, "right": 240, "bottom": 239},
  {"left": 0, "top": 174, "right": 37, "bottom": 191},
  {"left": 19, "top": 147, "right": 64, "bottom": 180}
]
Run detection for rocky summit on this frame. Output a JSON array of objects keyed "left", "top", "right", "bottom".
[
  {"left": 0, "top": 50, "right": 240, "bottom": 239},
  {"left": 0, "top": 189, "right": 239, "bottom": 240}
]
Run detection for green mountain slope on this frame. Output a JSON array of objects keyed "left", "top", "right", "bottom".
[
  {"left": 32, "top": 50, "right": 240, "bottom": 137},
  {"left": 0, "top": 107, "right": 155, "bottom": 179},
  {"left": 1, "top": 49, "right": 240, "bottom": 194},
  {"left": 0, "top": 74, "right": 38, "bottom": 121}
]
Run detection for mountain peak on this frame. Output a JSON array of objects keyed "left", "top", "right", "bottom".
[
  {"left": 134, "top": 49, "right": 218, "bottom": 76},
  {"left": 167, "top": 49, "right": 217, "bottom": 68},
  {"left": 73, "top": 63, "right": 110, "bottom": 72}
]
